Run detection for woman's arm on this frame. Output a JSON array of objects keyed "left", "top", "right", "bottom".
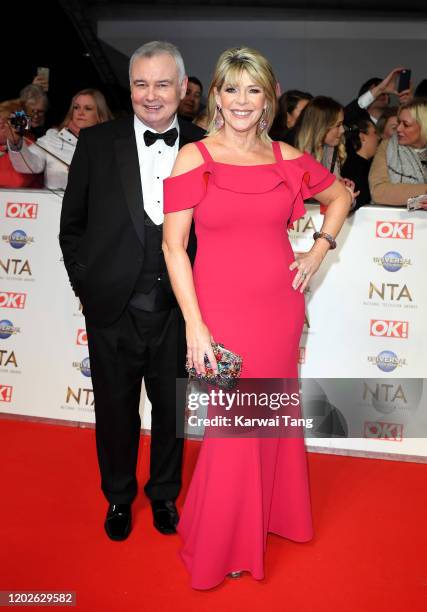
[
  {"left": 163, "top": 144, "right": 217, "bottom": 375},
  {"left": 7, "top": 137, "right": 46, "bottom": 175},
  {"left": 369, "top": 139, "right": 427, "bottom": 205},
  {"left": 290, "top": 179, "right": 351, "bottom": 292}
]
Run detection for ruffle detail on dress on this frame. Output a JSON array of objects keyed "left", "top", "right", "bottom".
[
  {"left": 279, "top": 154, "right": 336, "bottom": 227},
  {"left": 210, "top": 163, "right": 286, "bottom": 194},
  {"left": 163, "top": 162, "right": 212, "bottom": 213}
]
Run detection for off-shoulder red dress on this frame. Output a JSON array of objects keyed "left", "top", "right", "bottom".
[{"left": 164, "top": 140, "right": 335, "bottom": 589}]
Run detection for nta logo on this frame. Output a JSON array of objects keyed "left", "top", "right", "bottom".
[
  {"left": 291, "top": 216, "right": 318, "bottom": 234},
  {"left": 368, "top": 282, "right": 412, "bottom": 301},
  {"left": 66, "top": 387, "right": 94, "bottom": 406},
  {"left": 0, "top": 259, "right": 32, "bottom": 277},
  {"left": 0, "top": 350, "right": 18, "bottom": 368}
]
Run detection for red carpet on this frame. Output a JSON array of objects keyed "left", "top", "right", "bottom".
[{"left": 0, "top": 418, "right": 426, "bottom": 611}]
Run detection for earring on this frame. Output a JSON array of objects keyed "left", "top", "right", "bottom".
[
  {"left": 214, "top": 105, "right": 224, "bottom": 130},
  {"left": 259, "top": 109, "right": 268, "bottom": 132}
]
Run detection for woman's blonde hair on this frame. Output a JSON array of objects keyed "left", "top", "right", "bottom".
[
  {"left": 0, "top": 99, "right": 25, "bottom": 120},
  {"left": 399, "top": 98, "right": 427, "bottom": 143},
  {"left": 206, "top": 47, "right": 277, "bottom": 143},
  {"left": 59, "top": 89, "right": 113, "bottom": 129},
  {"left": 295, "top": 96, "right": 346, "bottom": 166}
]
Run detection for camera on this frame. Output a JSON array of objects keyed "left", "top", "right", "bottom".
[{"left": 9, "top": 111, "right": 32, "bottom": 135}]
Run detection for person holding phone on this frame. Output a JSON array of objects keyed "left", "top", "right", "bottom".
[
  {"left": 7, "top": 89, "right": 113, "bottom": 190},
  {"left": 0, "top": 99, "right": 43, "bottom": 188},
  {"left": 19, "top": 84, "right": 49, "bottom": 139},
  {"left": 34, "top": 67, "right": 50, "bottom": 92},
  {"left": 369, "top": 98, "right": 427, "bottom": 206},
  {"left": 344, "top": 67, "right": 412, "bottom": 127}
]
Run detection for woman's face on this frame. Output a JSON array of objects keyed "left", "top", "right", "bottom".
[
  {"left": 360, "top": 122, "right": 379, "bottom": 158},
  {"left": 323, "top": 110, "right": 345, "bottom": 147},
  {"left": 70, "top": 95, "right": 99, "bottom": 131},
  {"left": 286, "top": 98, "right": 309, "bottom": 128},
  {"left": 25, "top": 100, "right": 47, "bottom": 128},
  {"left": 215, "top": 70, "right": 266, "bottom": 134},
  {"left": 382, "top": 115, "right": 398, "bottom": 139},
  {"left": 396, "top": 109, "right": 425, "bottom": 148}
]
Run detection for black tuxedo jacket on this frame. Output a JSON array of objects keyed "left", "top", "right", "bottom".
[{"left": 59, "top": 116, "right": 205, "bottom": 327}]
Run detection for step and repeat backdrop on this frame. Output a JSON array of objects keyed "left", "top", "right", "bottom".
[{"left": 1, "top": 189, "right": 426, "bottom": 460}]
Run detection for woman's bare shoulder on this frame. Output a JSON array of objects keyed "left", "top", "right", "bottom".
[
  {"left": 278, "top": 141, "right": 305, "bottom": 160},
  {"left": 171, "top": 141, "right": 206, "bottom": 177}
]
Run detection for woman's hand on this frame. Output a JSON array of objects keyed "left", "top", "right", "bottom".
[
  {"left": 289, "top": 249, "right": 324, "bottom": 293},
  {"left": 339, "top": 177, "right": 360, "bottom": 203},
  {"left": 186, "top": 320, "right": 217, "bottom": 375}
]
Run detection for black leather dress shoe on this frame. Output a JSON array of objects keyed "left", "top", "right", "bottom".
[
  {"left": 151, "top": 500, "right": 179, "bottom": 535},
  {"left": 104, "top": 503, "right": 131, "bottom": 541}
]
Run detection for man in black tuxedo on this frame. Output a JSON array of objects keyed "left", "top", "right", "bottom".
[{"left": 60, "top": 41, "right": 204, "bottom": 541}]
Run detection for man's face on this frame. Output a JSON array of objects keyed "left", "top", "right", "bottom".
[
  {"left": 130, "top": 53, "right": 187, "bottom": 132},
  {"left": 178, "top": 81, "right": 202, "bottom": 119}
]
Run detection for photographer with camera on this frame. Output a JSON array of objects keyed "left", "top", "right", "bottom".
[
  {"left": 7, "top": 89, "right": 113, "bottom": 190},
  {"left": 19, "top": 84, "right": 49, "bottom": 139},
  {"left": 0, "top": 99, "right": 43, "bottom": 189}
]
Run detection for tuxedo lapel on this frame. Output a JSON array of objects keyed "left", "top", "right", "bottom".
[
  {"left": 114, "top": 124, "right": 145, "bottom": 248},
  {"left": 178, "top": 118, "right": 195, "bottom": 150}
]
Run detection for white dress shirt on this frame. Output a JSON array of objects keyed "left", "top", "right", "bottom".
[
  {"left": 134, "top": 114, "right": 179, "bottom": 225},
  {"left": 357, "top": 90, "right": 378, "bottom": 124}
]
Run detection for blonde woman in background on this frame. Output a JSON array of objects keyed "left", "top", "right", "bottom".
[
  {"left": 369, "top": 98, "right": 427, "bottom": 207},
  {"left": 8, "top": 89, "right": 113, "bottom": 190},
  {"left": 295, "top": 96, "right": 359, "bottom": 208}
]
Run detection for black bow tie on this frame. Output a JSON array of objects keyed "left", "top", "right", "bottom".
[{"left": 143, "top": 127, "right": 178, "bottom": 147}]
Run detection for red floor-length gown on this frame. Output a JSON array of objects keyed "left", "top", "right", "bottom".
[{"left": 164, "top": 140, "right": 335, "bottom": 589}]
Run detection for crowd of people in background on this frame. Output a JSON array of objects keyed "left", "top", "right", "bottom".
[{"left": 1, "top": 64, "right": 426, "bottom": 208}]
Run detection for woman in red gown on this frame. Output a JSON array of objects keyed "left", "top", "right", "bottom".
[{"left": 163, "top": 47, "right": 350, "bottom": 590}]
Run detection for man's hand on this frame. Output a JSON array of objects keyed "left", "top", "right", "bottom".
[{"left": 371, "top": 67, "right": 405, "bottom": 98}]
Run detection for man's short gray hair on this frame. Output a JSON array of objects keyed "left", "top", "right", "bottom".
[{"left": 129, "top": 41, "right": 186, "bottom": 84}]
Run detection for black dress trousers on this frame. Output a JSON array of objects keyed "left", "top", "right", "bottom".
[{"left": 86, "top": 304, "right": 183, "bottom": 505}]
